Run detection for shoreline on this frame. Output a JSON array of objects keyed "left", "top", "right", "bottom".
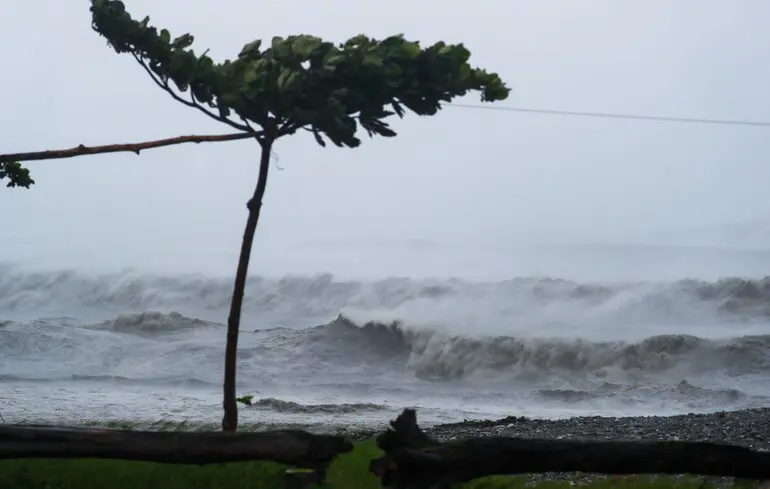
[
  {"left": 6, "top": 407, "right": 770, "bottom": 489},
  {"left": 4, "top": 407, "right": 769, "bottom": 488},
  {"left": 429, "top": 407, "right": 770, "bottom": 448},
  {"left": 424, "top": 406, "right": 770, "bottom": 487},
  {"left": 7, "top": 406, "right": 770, "bottom": 448}
]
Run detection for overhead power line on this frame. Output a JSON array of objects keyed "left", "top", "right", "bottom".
[{"left": 447, "top": 103, "right": 770, "bottom": 128}]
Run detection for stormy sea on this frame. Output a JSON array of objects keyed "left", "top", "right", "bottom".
[{"left": 2, "top": 244, "right": 770, "bottom": 432}]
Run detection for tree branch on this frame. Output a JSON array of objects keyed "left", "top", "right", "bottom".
[
  {"left": 0, "top": 132, "right": 257, "bottom": 163},
  {"left": 239, "top": 115, "right": 258, "bottom": 133},
  {"left": 131, "top": 54, "right": 253, "bottom": 133}
]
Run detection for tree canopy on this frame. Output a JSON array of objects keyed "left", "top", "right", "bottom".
[{"left": 90, "top": 0, "right": 508, "bottom": 146}]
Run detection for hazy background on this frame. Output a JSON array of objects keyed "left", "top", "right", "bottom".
[{"left": 2, "top": 0, "right": 770, "bottom": 279}]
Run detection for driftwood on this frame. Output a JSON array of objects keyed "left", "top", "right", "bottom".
[
  {"left": 370, "top": 410, "right": 770, "bottom": 489},
  {"left": 0, "top": 424, "right": 352, "bottom": 472}
]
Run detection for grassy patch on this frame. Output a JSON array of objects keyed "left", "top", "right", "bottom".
[{"left": 0, "top": 438, "right": 751, "bottom": 489}]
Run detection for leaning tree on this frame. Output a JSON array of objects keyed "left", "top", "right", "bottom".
[{"left": 0, "top": 0, "right": 509, "bottom": 431}]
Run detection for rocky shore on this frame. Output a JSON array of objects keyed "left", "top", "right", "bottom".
[
  {"left": 428, "top": 407, "right": 770, "bottom": 449},
  {"left": 419, "top": 407, "right": 770, "bottom": 487}
]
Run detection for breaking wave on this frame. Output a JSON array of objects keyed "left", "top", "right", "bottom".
[
  {"left": 3, "top": 264, "right": 770, "bottom": 328},
  {"left": 327, "top": 315, "right": 770, "bottom": 381},
  {"left": 2, "top": 311, "right": 769, "bottom": 384},
  {"left": 2, "top": 264, "right": 770, "bottom": 423}
]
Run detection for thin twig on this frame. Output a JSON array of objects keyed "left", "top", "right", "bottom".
[
  {"left": 0, "top": 132, "right": 257, "bottom": 163},
  {"left": 131, "top": 53, "right": 252, "bottom": 133},
  {"left": 239, "top": 116, "right": 258, "bottom": 133}
]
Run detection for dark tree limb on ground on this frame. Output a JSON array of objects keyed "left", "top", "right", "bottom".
[
  {"left": 0, "top": 132, "right": 256, "bottom": 164},
  {"left": 0, "top": 424, "right": 352, "bottom": 470},
  {"left": 369, "top": 410, "right": 770, "bottom": 489}
]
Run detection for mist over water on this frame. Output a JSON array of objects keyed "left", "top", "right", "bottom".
[
  {"left": 8, "top": 240, "right": 770, "bottom": 283},
  {"left": 2, "top": 243, "right": 770, "bottom": 429}
]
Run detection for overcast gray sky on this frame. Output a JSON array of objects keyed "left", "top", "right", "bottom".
[{"left": 2, "top": 0, "right": 770, "bottom": 277}]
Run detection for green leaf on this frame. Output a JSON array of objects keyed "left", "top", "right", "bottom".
[
  {"left": 453, "top": 44, "right": 471, "bottom": 63},
  {"left": 242, "top": 68, "right": 260, "bottom": 87},
  {"left": 271, "top": 36, "right": 291, "bottom": 60},
  {"left": 218, "top": 91, "right": 240, "bottom": 107},
  {"left": 168, "top": 50, "right": 195, "bottom": 89},
  {"left": 323, "top": 53, "right": 346, "bottom": 70},
  {"left": 235, "top": 395, "right": 254, "bottom": 406},
  {"left": 159, "top": 28, "right": 170, "bottom": 45},
  {"left": 458, "top": 63, "right": 471, "bottom": 82},
  {"left": 376, "top": 125, "right": 396, "bottom": 137},
  {"left": 172, "top": 33, "right": 194, "bottom": 49},
  {"left": 291, "top": 35, "right": 322, "bottom": 58},
  {"left": 276, "top": 68, "right": 298, "bottom": 90},
  {"left": 362, "top": 54, "right": 383, "bottom": 68},
  {"left": 191, "top": 84, "right": 213, "bottom": 104},
  {"left": 344, "top": 34, "right": 370, "bottom": 48},
  {"left": 0, "top": 161, "right": 34, "bottom": 188},
  {"left": 252, "top": 58, "right": 269, "bottom": 73},
  {"left": 306, "top": 41, "right": 335, "bottom": 66},
  {"left": 380, "top": 34, "right": 405, "bottom": 48},
  {"left": 239, "top": 39, "right": 262, "bottom": 59},
  {"left": 216, "top": 98, "right": 231, "bottom": 118},
  {"left": 391, "top": 100, "right": 405, "bottom": 117},
  {"left": 400, "top": 41, "right": 421, "bottom": 58},
  {"left": 197, "top": 55, "right": 214, "bottom": 74},
  {"left": 312, "top": 128, "right": 326, "bottom": 147},
  {"left": 240, "top": 58, "right": 268, "bottom": 90}
]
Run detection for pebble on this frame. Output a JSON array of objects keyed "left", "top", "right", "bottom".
[
  {"left": 419, "top": 408, "right": 770, "bottom": 488},
  {"left": 428, "top": 408, "right": 770, "bottom": 448}
]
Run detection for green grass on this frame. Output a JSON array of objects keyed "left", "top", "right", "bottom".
[{"left": 0, "top": 439, "right": 754, "bottom": 489}]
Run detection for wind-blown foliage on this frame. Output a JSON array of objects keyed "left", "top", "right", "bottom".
[
  {"left": 89, "top": 0, "right": 509, "bottom": 147},
  {"left": 0, "top": 162, "right": 34, "bottom": 188}
]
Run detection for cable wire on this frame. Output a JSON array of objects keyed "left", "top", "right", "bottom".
[{"left": 447, "top": 103, "right": 770, "bottom": 128}]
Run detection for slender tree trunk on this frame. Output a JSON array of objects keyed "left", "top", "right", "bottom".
[{"left": 222, "top": 136, "right": 274, "bottom": 432}]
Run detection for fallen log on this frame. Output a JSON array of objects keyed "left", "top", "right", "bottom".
[
  {"left": 0, "top": 424, "right": 353, "bottom": 471},
  {"left": 370, "top": 409, "right": 770, "bottom": 489}
]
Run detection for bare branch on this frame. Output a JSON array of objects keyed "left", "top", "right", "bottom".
[
  {"left": 279, "top": 121, "right": 301, "bottom": 137},
  {"left": 131, "top": 54, "right": 252, "bottom": 133},
  {"left": 239, "top": 115, "right": 258, "bottom": 133},
  {"left": 0, "top": 132, "right": 257, "bottom": 163}
]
